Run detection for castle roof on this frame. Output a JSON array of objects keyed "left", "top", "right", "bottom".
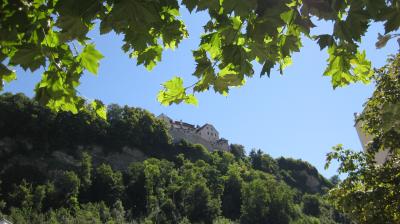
[
  {"left": 173, "top": 121, "right": 196, "bottom": 129},
  {"left": 196, "top": 123, "right": 217, "bottom": 133},
  {"left": 158, "top": 113, "right": 172, "bottom": 122}
]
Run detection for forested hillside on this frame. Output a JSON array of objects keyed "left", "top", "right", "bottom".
[{"left": 0, "top": 93, "right": 349, "bottom": 224}]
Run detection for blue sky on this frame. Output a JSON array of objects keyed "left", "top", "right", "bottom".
[{"left": 4, "top": 9, "right": 399, "bottom": 178}]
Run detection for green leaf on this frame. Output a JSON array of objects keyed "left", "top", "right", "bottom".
[
  {"left": 157, "top": 76, "right": 185, "bottom": 105},
  {"left": 279, "top": 35, "right": 301, "bottom": 57},
  {"left": 192, "top": 51, "right": 216, "bottom": 92},
  {"left": 280, "top": 9, "right": 295, "bottom": 24},
  {"left": 383, "top": 8, "right": 400, "bottom": 33},
  {"left": 301, "top": 0, "right": 336, "bottom": 20},
  {"left": 184, "top": 94, "right": 198, "bottom": 105},
  {"left": 196, "top": 0, "right": 219, "bottom": 12},
  {"left": 160, "top": 20, "right": 188, "bottom": 50},
  {"left": 194, "top": 68, "right": 215, "bottom": 92},
  {"left": 212, "top": 64, "right": 244, "bottom": 95},
  {"left": 324, "top": 47, "right": 372, "bottom": 88},
  {"left": 0, "top": 63, "right": 17, "bottom": 90},
  {"left": 122, "top": 31, "right": 153, "bottom": 53},
  {"left": 218, "top": 64, "right": 244, "bottom": 86},
  {"left": 260, "top": 59, "right": 276, "bottom": 77},
  {"left": 293, "top": 14, "right": 315, "bottom": 35},
  {"left": 133, "top": 45, "right": 163, "bottom": 70},
  {"left": 100, "top": 17, "right": 113, "bottom": 35},
  {"left": 157, "top": 76, "right": 198, "bottom": 106},
  {"left": 200, "top": 32, "right": 221, "bottom": 59},
  {"left": 56, "top": 14, "right": 89, "bottom": 41},
  {"left": 324, "top": 46, "right": 352, "bottom": 88},
  {"left": 350, "top": 50, "right": 373, "bottom": 84},
  {"left": 108, "top": 0, "right": 159, "bottom": 28},
  {"left": 41, "top": 30, "right": 59, "bottom": 47},
  {"left": 34, "top": 66, "right": 85, "bottom": 115},
  {"left": 231, "top": 17, "right": 242, "bottom": 30},
  {"left": 78, "top": 44, "right": 104, "bottom": 75},
  {"left": 381, "top": 103, "right": 400, "bottom": 132},
  {"left": 182, "top": 0, "right": 199, "bottom": 12},
  {"left": 316, "top": 34, "right": 335, "bottom": 50},
  {"left": 193, "top": 50, "right": 213, "bottom": 77},
  {"left": 35, "top": 70, "right": 66, "bottom": 103},
  {"left": 248, "top": 41, "right": 269, "bottom": 62},
  {"left": 91, "top": 99, "right": 107, "bottom": 120},
  {"left": 9, "top": 46, "right": 45, "bottom": 72},
  {"left": 348, "top": 12, "right": 369, "bottom": 40},
  {"left": 222, "top": 0, "right": 257, "bottom": 17},
  {"left": 59, "top": 101, "right": 79, "bottom": 114},
  {"left": 279, "top": 56, "right": 292, "bottom": 74},
  {"left": 218, "top": 38, "right": 253, "bottom": 77}
]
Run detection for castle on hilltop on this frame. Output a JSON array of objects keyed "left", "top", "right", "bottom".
[{"left": 157, "top": 114, "right": 230, "bottom": 151}]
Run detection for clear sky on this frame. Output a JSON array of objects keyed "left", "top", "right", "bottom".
[{"left": 4, "top": 9, "right": 399, "bottom": 178}]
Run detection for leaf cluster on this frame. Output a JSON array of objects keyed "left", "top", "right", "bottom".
[{"left": 1, "top": 0, "right": 399, "bottom": 111}]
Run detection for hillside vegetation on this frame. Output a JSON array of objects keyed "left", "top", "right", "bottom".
[{"left": 0, "top": 93, "right": 349, "bottom": 224}]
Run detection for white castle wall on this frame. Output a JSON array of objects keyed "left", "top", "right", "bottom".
[
  {"left": 355, "top": 115, "right": 390, "bottom": 164},
  {"left": 197, "top": 124, "right": 219, "bottom": 142}
]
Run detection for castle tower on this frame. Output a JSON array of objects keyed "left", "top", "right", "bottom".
[{"left": 355, "top": 113, "right": 390, "bottom": 164}]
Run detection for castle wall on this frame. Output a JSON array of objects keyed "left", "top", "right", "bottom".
[
  {"left": 169, "top": 128, "right": 223, "bottom": 151},
  {"left": 212, "top": 141, "right": 230, "bottom": 151},
  {"left": 197, "top": 124, "right": 219, "bottom": 142},
  {"left": 355, "top": 118, "right": 390, "bottom": 164}
]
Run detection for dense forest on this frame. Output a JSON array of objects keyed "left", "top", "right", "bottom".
[{"left": 0, "top": 93, "right": 349, "bottom": 224}]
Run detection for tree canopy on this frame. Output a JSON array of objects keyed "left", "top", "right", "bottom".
[
  {"left": 1, "top": 0, "right": 399, "bottom": 117},
  {"left": 325, "top": 54, "right": 400, "bottom": 223}
]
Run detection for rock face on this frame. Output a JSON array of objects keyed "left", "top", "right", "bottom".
[
  {"left": 0, "top": 138, "right": 146, "bottom": 173},
  {"left": 50, "top": 146, "right": 147, "bottom": 171},
  {"left": 277, "top": 157, "right": 332, "bottom": 194},
  {"left": 300, "top": 170, "right": 322, "bottom": 193},
  {"left": 88, "top": 146, "right": 146, "bottom": 170}
]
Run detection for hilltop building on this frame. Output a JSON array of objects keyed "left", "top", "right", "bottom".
[
  {"left": 158, "top": 114, "right": 230, "bottom": 151},
  {"left": 355, "top": 113, "right": 390, "bottom": 164}
]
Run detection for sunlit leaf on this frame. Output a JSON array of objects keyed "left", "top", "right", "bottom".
[
  {"left": 78, "top": 44, "right": 104, "bottom": 75},
  {"left": 91, "top": 99, "right": 107, "bottom": 120}
]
